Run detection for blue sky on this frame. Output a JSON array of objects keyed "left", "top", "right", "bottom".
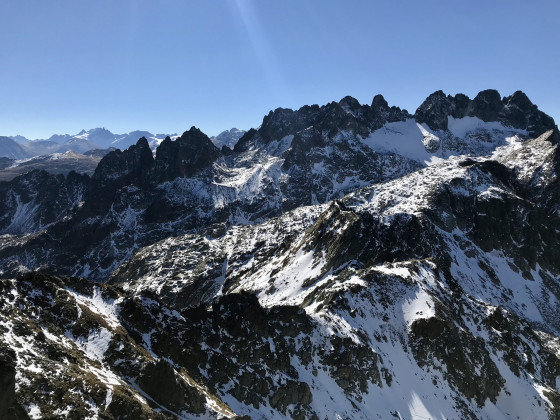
[{"left": 1, "top": 0, "right": 559, "bottom": 138}]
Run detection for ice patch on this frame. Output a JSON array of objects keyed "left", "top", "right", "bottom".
[
  {"left": 68, "top": 327, "right": 112, "bottom": 362},
  {"left": 402, "top": 288, "right": 435, "bottom": 326},
  {"left": 362, "top": 116, "right": 528, "bottom": 166},
  {"left": 26, "top": 403, "right": 41, "bottom": 419},
  {"left": 362, "top": 119, "right": 433, "bottom": 164},
  {"left": 70, "top": 287, "right": 121, "bottom": 329}
]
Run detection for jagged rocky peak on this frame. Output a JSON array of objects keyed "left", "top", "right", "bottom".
[
  {"left": 235, "top": 94, "right": 412, "bottom": 153},
  {"left": 339, "top": 95, "right": 362, "bottom": 111},
  {"left": 90, "top": 126, "right": 223, "bottom": 186},
  {"left": 92, "top": 136, "right": 154, "bottom": 182},
  {"left": 370, "top": 93, "right": 411, "bottom": 123},
  {"left": 371, "top": 93, "right": 389, "bottom": 109},
  {"left": 261, "top": 105, "right": 321, "bottom": 142},
  {"left": 234, "top": 105, "right": 320, "bottom": 152},
  {"left": 153, "top": 126, "right": 220, "bottom": 181},
  {"left": 414, "top": 90, "right": 455, "bottom": 130},
  {"left": 507, "top": 90, "right": 532, "bottom": 109},
  {"left": 501, "top": 91, "right": 559, "bottom": 141},
  {"left": 471, "top": 89, "right": 503, "bottom": 121},
  {"left": 415, "top": 89, "right": 558, "bottom": 137}
]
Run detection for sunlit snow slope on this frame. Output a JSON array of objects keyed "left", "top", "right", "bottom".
[{"left": 1, "top": 89, "right": 559, "bottom": 419}]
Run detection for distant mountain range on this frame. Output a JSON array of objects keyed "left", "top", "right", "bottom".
[
  {"left": 0, "top": 137, "right": 30, "bottom": 160},
  {"left": 2, "top": 128, "right": 247, "bottom": 160},
  {"left": 0, "top": 128, "right": 246, "bottom": 181},
  {"left": 2, "top": 128, "right": 176, "bottom": 159},
  {"left": 210, "top": 127, "right": 246, "bottom": 149}
]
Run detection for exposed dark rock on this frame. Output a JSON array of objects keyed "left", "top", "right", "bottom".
[
  {"left": 371, "top": 94, "right": 411, "bottom": 123},
  {"left": 320, "top": 335, "right": 381, "bottom": 398},
  {"left": 410, "top": 317, "right": 504, "bottom": 406},
  {"left": 153, "top": 127, "right": 220, "bottom": 182},
  {"left": 469, "top": 89, "right": 503, "bottom": 122},
  {"left": 0, "top": 347, "right": 29, "bottom": 419},
  {"left": 93, "top": 137, "right": 154, "bottom": 184},
  {"left": 414, "top": 90, "right": 453, "bottom": 130},
  {"left": 500, "top": 91, "right": 559, "bottom": 139},
  {"left": 415, "top": 89, "right": 559, "bottom": 138},
  {"left": 138, "top": 360, "right": 206, "bottom": 413},
  {"left": 269, "top": 380, "right": 312, "bottom": 413}
]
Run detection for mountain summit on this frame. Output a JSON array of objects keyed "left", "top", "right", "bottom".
[{"left": 414, "top": 89, "right": 557, "bottom": 136}]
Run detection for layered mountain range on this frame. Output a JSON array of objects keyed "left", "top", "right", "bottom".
[
  {"left": 0, "top": 89, "right": 559, "bottom": 419},
  {"left": 0, "top": 129, "right": 247, "bottom": 182},
  {"left": 4, "top": 128, "right": 174, "bottom": 157}
]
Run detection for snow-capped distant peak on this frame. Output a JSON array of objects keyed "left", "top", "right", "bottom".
[{"left": 211, "top": 128, "right": 247, "bottom": 149}]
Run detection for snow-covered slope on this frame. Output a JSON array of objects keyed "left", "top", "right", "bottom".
[
  {"left": 0, "top": 274, "right": 235, "bottom": 419},
  {"left": 108, "top": 130, "right": 560, "bottom": 419},
  {"left": 362, "top": 116, "right": 527, "bottom": 165},
  {"left": 0, "top": 89, "right": 559, "bottom": 419}
]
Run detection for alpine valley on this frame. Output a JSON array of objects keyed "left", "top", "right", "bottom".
[{"left": 1, "top": 89, "right": 559, "bottom": 419}]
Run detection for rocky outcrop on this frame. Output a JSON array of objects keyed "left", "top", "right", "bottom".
[
  {"left": 153, "top": 127, "right": 220, "bottom": 182},
  {"left": 138, "top": 360, "right": 206, "bottom": 414},
  {"left": 410, "top": 316, "right": 504, "bottom": 406},
  {"left": 371, "top": 93, "right": 411, "bottom": 123},
  {"left": 92, "top": 137, "right": 154, "bottom": 184},
  {"left": 414, "top": 90, "right": 455, "bottom": 130},
  {"left": 0, "top": 347, "right": 28, "bottom": 419},
  {"left": 0, "top": 273, "right": 228, "bottom": 419}
]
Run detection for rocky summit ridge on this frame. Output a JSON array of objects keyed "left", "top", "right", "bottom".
[{"left": 0, "top": 89, "right": 559, "bottom": 419}]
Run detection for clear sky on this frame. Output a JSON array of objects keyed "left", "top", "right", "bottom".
[{"left": 1, "top": 0, "right": 559, "bottom": 139}]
